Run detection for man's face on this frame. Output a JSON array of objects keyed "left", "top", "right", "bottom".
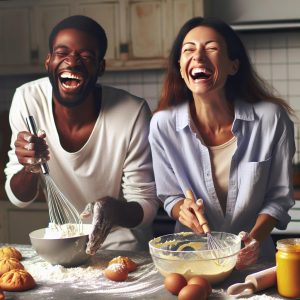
[{"left": 45, "top": 28, "right": 103, "bottom": 107}]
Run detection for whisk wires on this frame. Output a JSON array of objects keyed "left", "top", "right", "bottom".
[
  {"left": 26, "top": 115, "right": 83, "bottom": 234},
  {"left": 44, "top": 175, "right": 83, "bottom": 233},
  {"left": 186, "top": 189, "right": 224, "bottom": 264}
]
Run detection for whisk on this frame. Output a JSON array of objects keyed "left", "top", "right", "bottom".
[
  {"left": 26, "top": 115, "right": 83, "bottom": 233},
  {"left": 186, "top": 189, "right": 224, "bottom": 251}
]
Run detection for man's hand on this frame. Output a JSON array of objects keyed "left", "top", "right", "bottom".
[
  {"left": 80, "top": 197, "right": 115, "bottom": 255},
  {"left": 236, "top": 231, "right": 260, "bottom": 269},
  {"left": 15, "top": 129, "right": 49, "bottom": 173}
]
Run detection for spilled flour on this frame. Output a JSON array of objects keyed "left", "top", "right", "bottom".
[
  {"left": 20, "top": 246, "right": 163, "bottom": 298},
  {"left": 9, "top": 245, "right": 284, "bottom": 299}
]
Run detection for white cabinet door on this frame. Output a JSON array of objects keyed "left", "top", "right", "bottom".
[
  {"left": 128, "top": 0, "right": 166, "bottom": 58},
  {"left": 33, "top": 2, "right": 72, "bottom": 65},
  {"left": 165, "top": 0, "right": 204, "bottom": 55},
  {"left": 0, "top": 0, "right": 205, "bottom": 72},
  {"left": 76, "top": 1, "right": 120, "bottom": 60},
  {"left": 0, "top": 6, "right": 31, "bottom": 66}
]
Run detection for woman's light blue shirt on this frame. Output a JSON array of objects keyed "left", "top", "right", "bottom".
[{"left": 149, "top": 100, "right": 295, "bottom": 256}]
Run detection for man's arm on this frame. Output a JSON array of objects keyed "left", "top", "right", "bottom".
[{"left": 10, "top": 169, "right": 40, "bottom": 202}]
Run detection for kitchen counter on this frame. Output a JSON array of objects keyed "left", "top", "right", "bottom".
[{"left": 1, "top": 244, "right": 284, "bottom": 300}]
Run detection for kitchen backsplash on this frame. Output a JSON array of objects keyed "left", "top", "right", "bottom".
[{"left": 0, "top": 29, "right": 299, "bottom": 160}]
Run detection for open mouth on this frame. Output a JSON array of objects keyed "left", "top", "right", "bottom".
[
  {"left": 190, "top": 68, "right": 212, "bottom": 81},
  {"left": 59, "top": 71, "right": 84, "bottom": 90}
]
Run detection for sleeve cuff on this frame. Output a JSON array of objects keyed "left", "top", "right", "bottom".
[
  {"left": 5, "top": 175, "right": 39, "bottom": 208},
  {"left": 260, "top": 205, "right": 293, "bottom": 230},
  {"left": 164, "top": 195, "right": 183, "bottom": 218}
]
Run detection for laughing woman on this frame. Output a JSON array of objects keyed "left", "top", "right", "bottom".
[{"left": 149, "top": 17, "right": 295, "bottom": 268}]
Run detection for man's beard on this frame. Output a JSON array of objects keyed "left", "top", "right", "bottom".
[{"left": 48, "top": 70, "right": 98, "bottom": 108}]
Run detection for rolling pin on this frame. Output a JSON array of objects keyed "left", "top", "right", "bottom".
[{"left": 227, "top": 266, "right": 276, "bottom": 295}]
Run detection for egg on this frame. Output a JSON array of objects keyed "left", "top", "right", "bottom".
[
  {"left": 188, "top": 275, "right": 212, "bottom": 296},
  {"left": 178, "top": 284, "right": 207, "bottom": 300},
  {"left": 104, "top": 263, "right": 128, "bottom": 282},
  {"left": 164, "top": 273, "right": 187, "bottom": 295}
]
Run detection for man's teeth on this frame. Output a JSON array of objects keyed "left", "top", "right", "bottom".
[
  {"left": 60, "top": 72, "right": 82, "bottom": 80},
  {"left": 59, "top": 71, "right": 83, "bottom": 89},
  {"left": 62, "top": 82, "right": 80, "bottom": 89}
]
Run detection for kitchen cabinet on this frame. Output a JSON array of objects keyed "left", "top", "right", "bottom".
[
  {"left": 0, "top": 0, "right": 72, "bottom": 74},
  {"left": 121, "top": 0, "right": 203, "bottom": 69},
  {"left": 0, "top": 0, "right": 204, "bottom": 74},
  {"left": 0, "top": 4, "right": 31, "bottom": 67},
  {"left": 76, "top": 0, "right": 120, "bottom": 61},
  {"left": 0, "top": 200, "right": 49, "bottom": 244},
  {"left": 32, "top": 0, "right": 73, "bottom": 65}
]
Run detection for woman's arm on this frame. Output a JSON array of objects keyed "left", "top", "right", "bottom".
[{"left": 250, "top": 213, "right": 278, "bottom": 242}]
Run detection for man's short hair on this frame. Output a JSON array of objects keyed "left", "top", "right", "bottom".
[{"left": 49, "top": 15, "right": 107, "bottom": 60}]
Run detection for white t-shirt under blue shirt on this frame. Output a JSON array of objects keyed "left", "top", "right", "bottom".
[{"left": 149, "top": 99, "right": 295, "bottom": 258}]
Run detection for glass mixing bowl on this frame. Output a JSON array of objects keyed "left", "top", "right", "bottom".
[{"left": 149, "top": 232, "right": 241, "bottom": 284}]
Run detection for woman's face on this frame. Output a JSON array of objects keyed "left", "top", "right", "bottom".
[{"left": 179, "top": 26, "right": 238, "bottom": 98}]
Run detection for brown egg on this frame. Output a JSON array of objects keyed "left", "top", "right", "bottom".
[
  {"left": 164, "top": 273, "right": 187, "bottom": 295},
  {"left": 104, "top": 263, "right": 128, "bottom": 282},
  {"left": 188, "top": 275, "right": 212, "bottom": 296},
  {"left": 178, "top": 284, "right": 207, "bottom": 300}
]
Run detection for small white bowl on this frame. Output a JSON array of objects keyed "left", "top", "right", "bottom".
[{"left": 29, "top": 224, "right": 92, "bottom": 267}]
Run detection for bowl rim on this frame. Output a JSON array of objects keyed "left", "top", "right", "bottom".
[
  {"left": 148, "top": 231, "right": 241, "bottom": 256},
  {"left": 29, "top": 224, "right": 92, "bottom": 241}
]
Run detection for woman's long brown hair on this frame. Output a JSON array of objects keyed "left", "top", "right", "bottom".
[{"left": 156, "top": 17, "right": 293, "bottom": 116}]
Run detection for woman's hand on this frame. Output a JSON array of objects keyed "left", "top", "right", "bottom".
[
  {"left": 15, "top": 130, "right": 49, "bottom": 173},
  {"left": 178, "top": 197, "right": 208, "bottom": 235},
  {"left": 236, "top": 231, "right": 260, "bottom": 269}
]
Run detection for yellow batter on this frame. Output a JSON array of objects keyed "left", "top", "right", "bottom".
[{"left": 152, "top": 232, "right": 237, "bottom": 284}]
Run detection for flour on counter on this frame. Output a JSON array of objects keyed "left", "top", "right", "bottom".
[
  {"left": 211, "top": 289, "right": 283, "bottom": 300},
  {"left": 23, "top": 259, "right": 103, "bottom": 282},
  {"left": 239, "top": 295, "right": 281, "bottom": 300},
  {"left": 21, "top": 248, "right": 164, "bottom": 298}
]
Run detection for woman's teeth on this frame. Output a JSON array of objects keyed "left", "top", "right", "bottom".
[{"left": 190, "top": 68, "right": 211, "bottom": 80}]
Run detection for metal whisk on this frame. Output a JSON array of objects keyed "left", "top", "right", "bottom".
[
  {"left": 186, "top": 190, "right": 224, "bottom": 251},
  {"left": 26, "top": 116, "right": 83, "bottom": 233}
]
